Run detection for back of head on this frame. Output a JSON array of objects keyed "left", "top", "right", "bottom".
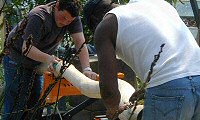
[
  {"left": 58, "top": 0, "right": 82, "bottom": 17},
  {"left": 83, "top": 0, "right": 114, "bottom": 32}
]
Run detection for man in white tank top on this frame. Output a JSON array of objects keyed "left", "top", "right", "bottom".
[{"left": 84, "top": 0, "right": 200, "bottom": 120}]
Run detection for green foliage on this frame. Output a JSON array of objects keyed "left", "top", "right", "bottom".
[
  {"left": 165, "top": 0, "right": 178, "bottom": 6},
  {"left": 0, "top": 0, "right": 48, "bottom": 28},
  {"left": 0, "top": 32, "right": 4, "bottom": 86},
  {"left": 136, "top": 76, "right": 145, "bottom": 89}
]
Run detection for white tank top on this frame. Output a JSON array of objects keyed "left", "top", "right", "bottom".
[{"left": 106, "top": 0, "right": 200, "bottom": 88}]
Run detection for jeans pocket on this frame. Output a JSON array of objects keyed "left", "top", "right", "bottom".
[{"left": 151, "top": 94, "right": 184, "bottom": 120}]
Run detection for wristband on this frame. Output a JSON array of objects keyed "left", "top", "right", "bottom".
[{"left": 83, "top": 67, "right": 92, "bottom": 72}]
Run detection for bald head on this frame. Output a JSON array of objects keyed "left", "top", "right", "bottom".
[{"left": 83, "top": 0, "right": 118, "bottom": 32}]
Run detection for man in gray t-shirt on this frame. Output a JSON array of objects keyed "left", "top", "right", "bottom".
[{"left": 2, "top": 0, "right": 97, "bottom": 119}]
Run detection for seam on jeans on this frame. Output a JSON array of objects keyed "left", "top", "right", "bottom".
[
  {"left": 150, "top": 87, "right": 191, "bottom": 90},
  {"left": 151, "top": 94, "right": 184, "bottom": 120}
]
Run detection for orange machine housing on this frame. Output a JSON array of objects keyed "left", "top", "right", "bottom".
[
  {"left": 41, "top": 72, "right": 82, "bottom": 104},
  {"left": 41, "top": 72, "right": 124, "bottom": 104}
]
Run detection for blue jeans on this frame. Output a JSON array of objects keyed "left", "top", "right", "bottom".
[
  {"left": 2, "top": 55, "right": 44, "bottom": 120},
  {"left": 142, "top": 76, "right": 200, "bottom": 120}
]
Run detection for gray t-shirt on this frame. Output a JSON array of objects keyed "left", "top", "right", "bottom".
[{"left": 7, "top": 1, "right": 83, "bottom": 69}]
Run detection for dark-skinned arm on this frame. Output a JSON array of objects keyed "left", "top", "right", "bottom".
[{"left": 94, "top": 13, "right": 121, "bottom": 118}]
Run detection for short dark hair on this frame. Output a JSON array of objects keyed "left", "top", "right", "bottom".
[
  {"left": 83, "top": 0, "right": 113, "bottom": 32},
  {"left": 58, "top": 0, "right": 82, "bottom": 17}
]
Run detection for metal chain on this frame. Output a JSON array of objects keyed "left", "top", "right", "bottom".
[
  {"left": 30, "top": 42, "right": 86, "bottom": 119},
  {"left": 109, "top": 44, "right": 165, "bottom": 120},
  {"left": 126, "top": 44, "right": 165, "bottom": 119}
]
